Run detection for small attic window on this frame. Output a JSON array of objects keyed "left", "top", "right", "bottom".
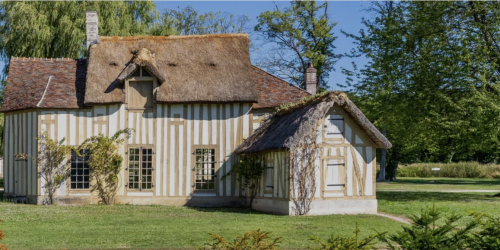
[{"left": 132, "top": 68, "right": 141, "bottom": 77}]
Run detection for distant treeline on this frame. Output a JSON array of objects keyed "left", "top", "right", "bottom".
[{"left": 342, "top": 2, "right": 500, "bottom": 176}]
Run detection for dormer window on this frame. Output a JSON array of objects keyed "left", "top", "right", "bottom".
[{"left": 126, "top": 67, "right": 156, "bottom": 110}]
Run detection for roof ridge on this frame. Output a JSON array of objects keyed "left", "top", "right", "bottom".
[
  {"left": 252, "top": 65, "right": 309, "bottom": 94},
  {"left": 100, "top": 33, "right": 249, "bottom": 42},
  {"left": 11, "top": 57, "right": 84, "bottom": 61}
]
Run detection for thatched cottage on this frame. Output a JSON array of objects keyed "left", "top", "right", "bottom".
[{"left": 1, "top": 11, "right": 390, "bottom": 215}]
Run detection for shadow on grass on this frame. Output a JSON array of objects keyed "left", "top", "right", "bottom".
[
  {"left": 377, "top": 191, "right": 499, "bottom": 202},
  {"left": 388, "top": 178, "right": 500, "bottom": 187},
  {"left": 186, "top": 206, "right": 277, "bottom": 215}
]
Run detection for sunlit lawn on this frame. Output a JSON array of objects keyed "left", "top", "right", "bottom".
[
  {"left": 377, "top": 177, "right": 500, "bottom": 191},
  {"left": 377, "top": 178, "right": 500, "bottom": 226},
  {"left": 0, "top": 197, "right": 402, "bottom": 249},
  {"left": 1, "top": 177, "right": 499, "bottom": 249}
]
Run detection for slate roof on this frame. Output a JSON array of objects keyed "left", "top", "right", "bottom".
[
  {"left": 1, "top": 57, "right": 86, "bottom": 112},
  {"left": 252, "top": 66, "right": 310, "bottom": 109}
]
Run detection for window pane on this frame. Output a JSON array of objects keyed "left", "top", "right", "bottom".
[
  {"left": 70, "top": 149, "right": 90, "bottom": 190},
  {"left": 194, "top": 148, "right": 216, "bottom": 190}
]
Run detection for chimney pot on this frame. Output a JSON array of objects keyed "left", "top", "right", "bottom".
[
  {"left": 86, "top": 10, "right": 99, "bottom": 53},
  {"left": 305, "top": 62, "right": 317, "bottom": 95}
]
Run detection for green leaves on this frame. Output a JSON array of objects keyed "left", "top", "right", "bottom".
[
  {"left": 78, "top": 128, "right": 133, "bottom": 205},
  {"left": 346, "top": 1, "right": 500, "bottom": 163},
  {"left": 255, "top": 1, "right": 340, "bottom": 89}
]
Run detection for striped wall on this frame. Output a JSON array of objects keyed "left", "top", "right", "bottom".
[
  {"left": 3, "top": 111, "right": 38, "bottom": 196},
  {"left": 3, "top": 103, "right": 254, "bottom": 200},
  {"left": 258, "top": 151, "right": 290, "bottom": 200},
  {"left": 312, "top": 104, "right": 376, "bottom": 200},
  {"left": 3, "top": 103, "right": 376, "bottom": 205}
]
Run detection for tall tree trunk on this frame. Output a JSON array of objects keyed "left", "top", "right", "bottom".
[{"left": 377, "top": 129, "right": 387, "bottom": 182}]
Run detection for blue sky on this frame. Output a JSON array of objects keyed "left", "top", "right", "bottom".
[{"left": 156, "top": 1, "right": 372, "bottom": 90}]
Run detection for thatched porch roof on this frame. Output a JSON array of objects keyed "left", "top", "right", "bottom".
[
  {"left": 236, "top": 92, "right": 392, "bottom": 154},
  {"left": 85, "top": 34, "right": 258, "bottom": 105}
]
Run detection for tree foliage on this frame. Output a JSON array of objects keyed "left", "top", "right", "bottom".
[
  {"left": 255, "top": 1, "right": 340, "bottom": 89},
  {"left": 152, "top": 6, "right": 250, "bottom": 36},
  {"left": 469, "top": 211, "right": 500, "bottom": 249},
  {"left": 78, "top": 129, "right": 133, "bottom": 205},
  {"left": 0, "top": 1, "right": 158, "bottom": 66},
  {"left": 33, "top": 131, "right": 73, "bottom": 205},
  {"left": 380, "top": 205, "right": 477, "bottom": 250},
  {"left": 345, "top": 1, "right": 500, "bottom": 166}
]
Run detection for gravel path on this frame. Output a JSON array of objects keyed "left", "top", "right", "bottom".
[
  {"left": 377, "top": 212, "right": 411, "bottom": 224},
  {"left": 378, "top": 189, "right": 498, "bottom": 193}
]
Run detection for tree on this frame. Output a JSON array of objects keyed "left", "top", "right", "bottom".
[
  {"left": 78, "top": 129, "right": 133, "bottom": 205},
  {"left": 152, "top": 6, "right": 250, "bottom": 36},
  {"left": 344, "top": 1, "right": 500, "bottom": 168},
  {"left": 20, "top": 131, "right": 73, "bottom": 205},
  {"left": 223, "top": 155, "right": 266, "bottom": 208},
  {"left": 255, "top": 1, "right": 340, "bottom": 89}
]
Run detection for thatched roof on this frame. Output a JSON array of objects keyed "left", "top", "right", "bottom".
[
  {"left": 236, "top": 92, "right": 392, "bottom": 154},
  {"left": 85, "top": 34, "right": 258, "bottom": 105},
  {"left": 117, "top": 48, "right": 166, "bottom": 84},
  {"left": 1, "top": 57, "right": 86, "bottom": 112}
]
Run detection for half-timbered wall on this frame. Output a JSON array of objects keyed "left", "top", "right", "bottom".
[
  {"left": 257, "top": 151, "right": 289, "bottom": 200},
  {"left": 3, "top": 111, "right": 38, "bottom": 197},
  {"left": 4, "top": 103, "right": 255, "bottom": 201},
  {"left": 313, "top": 104, "right": 376, "bottom": 199}
]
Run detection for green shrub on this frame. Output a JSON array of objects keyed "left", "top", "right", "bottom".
[
  {"left": 309, "top": 223, "right": 385, "bottom": 250},
  {"left": 200, "top": 229, "right": 281, "bottom": 250},
  {"left": 380, "top": 205, "right": 477, "bottom": 250},
  {"left": 396, "top": 162, "right": 500, "bottom": 178},
  {"left": 469, "top": 212, "right": 500, "bottom": 249}
]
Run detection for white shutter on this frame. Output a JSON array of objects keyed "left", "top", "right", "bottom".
[{"left": 325, "top": 115, "right": 344, "bottom": 139}]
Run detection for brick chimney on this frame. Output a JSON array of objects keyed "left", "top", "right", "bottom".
[
  {"left": 305, "top": 62, "right": 317, "bottom": 94},
  {"left": 86, "top": 10, "right": 98, "bottom": 52}
]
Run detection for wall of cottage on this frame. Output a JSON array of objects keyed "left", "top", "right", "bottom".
[
  {"left": 251, "top": 104, "right": 377, "bottom": 215},
  {"left": 3, "top": 111, "right": 38, "bottom": 198},
  {"left": 3, "top": 103, "right": 262, "bottom": 203}
]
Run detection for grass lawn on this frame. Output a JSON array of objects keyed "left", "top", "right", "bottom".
[
  {"left": 0, "top": 200, "right": 402, "bottom": 249},
  {"left": 377, "top": 191, "right": 500, "bottom": 226},
  {"left": 377, "top": 178, "right": 500, "bottom": 226},
  {"left": 376, "top": 177, "right": 500, "bottom": 191}
]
